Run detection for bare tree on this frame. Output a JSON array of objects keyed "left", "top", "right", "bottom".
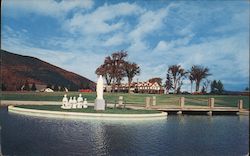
[
  {"left": 190, "top": 65, "right": 211, "bottom": 92},
  {"left": 167, "top": 65, "right": 187, "bottom": 94}
]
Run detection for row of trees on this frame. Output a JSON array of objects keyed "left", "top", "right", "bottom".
[
  {"left": 165, "top": 65, "right": 212, "bottom": 94},
  {"left": 95, "top": 51, "right": 226, "bottom": 94},
  {"left": 95, "top": 50, "right": 140, "bottom": 93},
  {"left": 164, "top": 64, "right": 226, "bottom": 94}
]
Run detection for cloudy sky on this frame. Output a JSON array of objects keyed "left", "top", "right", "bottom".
[{"left": 1, "top": 0, "right": 249, "bottom": 91}]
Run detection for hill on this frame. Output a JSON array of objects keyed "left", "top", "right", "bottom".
[{"left": 0, "top": 49, "right": 95, "bottom": 91}]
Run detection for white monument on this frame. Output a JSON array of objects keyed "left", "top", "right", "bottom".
[
  {"left": 77, "top": 94, "right": 84, "bottom": 108},
  {"left": 83, "top": 98, "right": 88, "bottom": 108},
  {"left": 72, "top": 97, "right": 77, "bottom": 108},
  {"left": 94, "top": 75, "right": 105, "bottom": 110},
  {"left": 61, "top": 94, "right": 68, "bottom": 109},
  {"left": 68, "top": 97, "right": 73, "bottom": 108}
]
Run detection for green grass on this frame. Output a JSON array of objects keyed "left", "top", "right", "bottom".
[
  {"left": 16, "top": 105, "right": 161, "bottom": 114},
  {"left": 1, "top": 91, "right": 249, "bottom": 109}
]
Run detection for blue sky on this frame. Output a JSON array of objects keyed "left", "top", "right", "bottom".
[{"left": 1, "top": 0, "right": 249, "bottom": 91}]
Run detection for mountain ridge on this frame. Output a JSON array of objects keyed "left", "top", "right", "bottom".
[{"left": 0, "top": 49, "right": 95, "bottom": 91}]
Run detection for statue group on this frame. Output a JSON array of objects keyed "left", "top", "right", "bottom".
[{"left": 61, "top": 94, "right": 88, "bottom": 109}]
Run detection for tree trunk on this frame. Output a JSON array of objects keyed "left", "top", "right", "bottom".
[
  {"left": 190, "top": 81, "right": 193, "bottom": 94},
  {"left": 195, "top": 81, "right": 200, "bottom": 92},
  {"left": 128, "top": 81, "right": 131, "bottom": 93}
]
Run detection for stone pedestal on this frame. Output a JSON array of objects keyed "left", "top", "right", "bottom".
[{"left": 94, "top": 99, "right": 105, "bottom": 111}]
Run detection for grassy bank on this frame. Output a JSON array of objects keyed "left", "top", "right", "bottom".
[
  {"left": 1, "top": 91, "right": 249, "bottom": 109},
  {"left": 16, "top": 105, "right": 161, "bottom": 114}
]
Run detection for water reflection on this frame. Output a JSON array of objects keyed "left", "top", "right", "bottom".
[{"left": 0, "top": 107, "right": 249, "bottom": 156}]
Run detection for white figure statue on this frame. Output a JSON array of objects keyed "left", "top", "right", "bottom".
[
  {"left": 94, "top": 75, "right": 105, "bottom": 110},
  {"left": 72, "top": 97, "right": 77, "bottom": 108},
  {"left": 83, "top": 98, "right": 88, "bottom": 108},
  {"left": 68, "top": 97, "right": 73, "bottom": 108},
  {"left": 97, "top": 75, "right": 104, "bottom": 100},
  {"left": 61, "top": 94, "right": 68, "bottom": 109},
  {"left": 77, "top": 94, "right": 83, "bottom": 108}
]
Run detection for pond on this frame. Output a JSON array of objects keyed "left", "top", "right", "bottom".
[{"left": 0, "top": 107, "right": 249, "bottom": 156}]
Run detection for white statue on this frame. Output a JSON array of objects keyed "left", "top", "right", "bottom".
[
  {"left": 97, "top": 75, "right": 104, "bottom": 100},
  {"left": 61, "top": 94, "right": 68, "bottom": 109},
  {"left": 68, "top": 97, "right": 73, "bottom": 108},
  {"left": 77, "top": 94, "right": 83, "bottom": 108},
  {"left": 94, "top": 75, "right": 105, "bottom": 110},
  {"left": 72, "top": 97, "right": 77, "bottom": 108},
  {"left": 83, "top": 98, "right": 88, "bottom": 108}
]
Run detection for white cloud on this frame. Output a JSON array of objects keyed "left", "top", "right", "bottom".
[
  {"left": 64, "top": 2, "right": 142, "bottom": 34},
  {"left": 2, "top": 0, "right": 94, "bottom": 18}
]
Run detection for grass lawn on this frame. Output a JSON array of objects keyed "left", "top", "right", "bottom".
[
  {"left": 16, "top": 105, "right": 161, "bottom": 114},
  {"left": 1, "top": 91, "right": 249, "bottom": 109}
]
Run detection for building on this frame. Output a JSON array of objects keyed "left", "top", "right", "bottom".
[{"left": 106, "top": 81, "right": 164, "bottom": 94}]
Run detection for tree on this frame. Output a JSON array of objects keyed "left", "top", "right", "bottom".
[
  {"left": 53, "top": 84, "right": 59, "bottom": 91},
  {"left": 165, "top": 73, "right": 172, "bottom": 94},
  {"left": 31, "top": 83, "right": 37, "bottom": 91},
  {"left": 124, "top": 62, "right": 140, "bottom": 93},
  {"left": 203, "top": 79, "right": 211, "bottom": 93},
  {"left": 201, "top": 86, "right": 206, "bottom": 94},
  {"left": 217, "top": 80, "right": 224, "bottom": 94},
  {"left": 167, "top": 65, "right": 187, "bottom": 94},
  {"left": 188, "top": 73, "right": 194, "bottom": 94},
  {"left": 96, "top": 50, "right": 128, "bottom": 92},
  {"left": 95, "top": 64, "right": 112, "bottom": 85},
  {"left": 210, "top": 80, "right": 224, "bottom": 94},
  {"left": 149, "top": 77, "right": 162, "bottom": 86},
  {"left": 23, "top": 80, "right": 30, "bottom": 91},
  {"left": 60, "top": 85, "right": 65, "bottom": 91},
  {"left": 245, "top": 87, "right": 249, "bottom": 91},
  {"left": 190, "top": 65, "right": 211, "bottom": 92}
]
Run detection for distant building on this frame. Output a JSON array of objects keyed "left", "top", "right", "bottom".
[{"left": 105, "top": 81, "right": 164, "bottom": 94}]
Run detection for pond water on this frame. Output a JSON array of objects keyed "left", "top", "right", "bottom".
[{"left": 0, "top": 107, "right": 249, "bottom": 156}]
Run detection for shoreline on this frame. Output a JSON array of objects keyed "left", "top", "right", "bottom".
[{"left": 8, "top": 105, "right": 168, "bottom": 120}]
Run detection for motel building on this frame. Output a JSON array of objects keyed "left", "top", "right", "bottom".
[{"left": 107, "top": 81, "right": 164, "bottom": 94}]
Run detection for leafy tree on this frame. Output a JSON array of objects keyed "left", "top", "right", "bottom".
[
  {"left": 60, "top": 85, "right": 65, "bottom": 91},
  {"left": 190, "top": 65, "right": 211, "bottom": 92},
  {"left": 217, "top": 80, "right": 224, "bottom": 94},
  {"left": 96, "top": 50, "right": 128, "bottom": 92},
  {"left": 53, "top": 84, "right": 59, "bottom": 91},
  {"left": 31, "top": 83, "right": 37, "bottom": 91},
  {"left": 124, "top": 62, "right": 140, "bottom": 93},
  {"left": 95, "top": 64, "right": 112, "bottom": 85},
  {"left": 210, "top": 80, "right": 224, "bottom": 94},
  {"left": 245, "top": 87, "right": 249, "bottom": 91},
  {"left": 149, "top": 77, "right": 162, "bottom": 86},
  {"left": 165, "top": 73, "right": 172, "bottom": 94},
  {"left": 23, "top": 80, "right": 30, "bottom": 91},
  {"left": 167, "top": 65, "right": 187, "bottom": 94}
]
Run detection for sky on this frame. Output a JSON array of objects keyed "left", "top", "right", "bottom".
[{"left": 1, "top": 0, "right": 249, "bottom": 91}]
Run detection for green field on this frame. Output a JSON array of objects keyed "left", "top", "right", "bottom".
[
  {"left": 16, "top": 105, "right": 161, "bottom": 114},
  {"left": 1, "top": 91, "right": 249, "bottom": 109}
]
